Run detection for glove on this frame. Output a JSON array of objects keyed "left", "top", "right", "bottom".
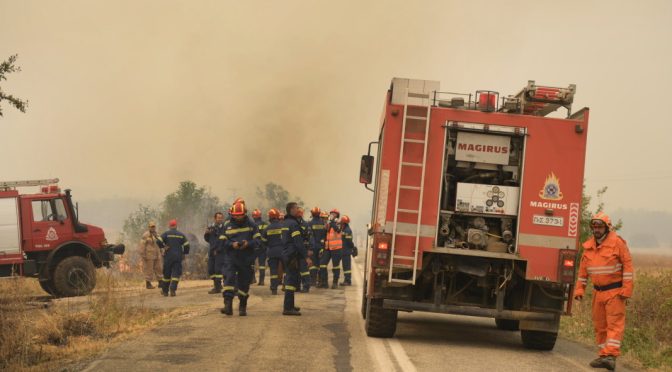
[{"left": 352, "top": 246, "right": 358, "bottom": 257}]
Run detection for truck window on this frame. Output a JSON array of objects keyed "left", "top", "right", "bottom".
[
  {"left": 31, "top": 200, "right": 53, "bottom": 222},
  {"left": 54, "top": 199, "right": 69, "bottom": 221}
]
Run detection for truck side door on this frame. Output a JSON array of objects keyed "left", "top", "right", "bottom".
[{"left": 27, "top": 198, "right": 73, "bottom": 252}]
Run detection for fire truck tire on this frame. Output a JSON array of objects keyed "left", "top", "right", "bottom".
[
  {"left": 365, "top": 298, "right": 397, "bottom": 338},
  {"left": 495, "top": 318, "right": 520, "bottom": 331},
  {"left": 520, "top": 330, "right": 558, "bottom": 350},
  {"left": 53, "top": 256, "right": 97, "bottom": 297},
  {"left": 39, "top": 279, "right": 57, "bottom": 296}
]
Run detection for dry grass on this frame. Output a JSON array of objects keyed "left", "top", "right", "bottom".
[
  {"left": 0, "top": 270, "right": 190, "bottom": 371},
  {"left": 562, "top": 256, "right": 672, "bottom": 371}
]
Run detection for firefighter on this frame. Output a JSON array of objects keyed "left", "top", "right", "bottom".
[
  {"left": 307, "top": 207, "right": 326, "bottom": 286},
  {"left": 204, "top": 212, "right": 226, "bottom": 294},
  {"left": 139, "top": 221, "right": 162, "bottom": 289},
  {"left": 297, "top": 207, "right": 312, "bottom": 293},
  {"left": 282, "top": 202, "right": 311, "bottom": 316},
  {"left": 340, "top": 215, "right": 358, "bottom": 286},
  {"left": 252, "top": 209, "right": 268, "bottom": 286},
  {"left": 220, "top": 201, "right": 261, "bottom": 316},
  {"left": 262, "top": 208, "right": 285, "bottom": 295},
  {"left": 156, "top": 219, "right": 190, "bottom": 297},
  {"left": 573, "top": 212, "right": 634, "bottom": 371},
  {"left": 319, "top": 209, "right": 343, "bottom": 289}
]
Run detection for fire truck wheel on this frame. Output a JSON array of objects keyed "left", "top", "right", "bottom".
[
  {"left": 53, "top": 256, "right": 97, "bottom": 297},
  {"left": 520, "top": 330, "right": 558, "bottom": 350},
  {"left": 495, "top": 318, "right": 520, "bottom": 331},
  {"left": 365, "top": 298, "right": 397, "bottom": 338},
  {"left": 39, "top": 279, "right": 57, "bottom": 296}
]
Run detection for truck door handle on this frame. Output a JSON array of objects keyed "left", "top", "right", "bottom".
[{"left": 33, "top": 228, "right": 41, "bottom": 232}]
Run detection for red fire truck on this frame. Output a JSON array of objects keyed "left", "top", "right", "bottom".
[
  {"left": 359, "top": 78, "right": 588, "bottom": 350},
  {"left": 0, "top": 179, "right": 125, "bottom": 297}
]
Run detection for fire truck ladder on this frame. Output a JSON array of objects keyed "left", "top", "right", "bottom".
[
  {"left": 389, "top": 88, "right": 431, "bottom": 285},
  {"left": 0, "top": 178, "right": 59, "bottom": 191}
]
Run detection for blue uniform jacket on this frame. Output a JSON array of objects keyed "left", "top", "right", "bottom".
[
  {"left": 261, "top": 219, "right": 286, "bottom": 258},
  {"left": 283, "top": 215, "right": 307, "bottom": 260},
  {"left": 204, "top": 223, "right": 225, "bottom": 254},
  {"left": 254, "top": 218, "right": 268, "bottom": 254},
  {"left": 157, "top": 228, "right": 190, "bottom": 260},
  {"left": 342, "top": 224, "right": 354, "bottom": 254},
  {"left": 307, "top": 217, "right": 326, "bottom": 250},
  {"left": 219, "top": 217, "right": 260, "bottom": 264}
]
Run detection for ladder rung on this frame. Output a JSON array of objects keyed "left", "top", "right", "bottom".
[
  {"left": 397, "top": 209, "right": 419, "bottom": 214},
  {"left": 390, "top": 277, "right": 415, "bottom": 282},
  {"left": 399, "top": 185, "right": 421, "bottom": 190},
  {"left": 403, "top": 138, "right": 425, "bottom": 144},
  {"left": 406, "top": 115, "right": 427, "bottom": 121},
  {"left": 401, "top": 162, "right": 423, "bottom": 167},
  {"left": 393, "top": 255, "right": 415, "bottom": 260}
]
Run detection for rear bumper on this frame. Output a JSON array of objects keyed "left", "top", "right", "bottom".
[{"left": 383, "top": 299, "right": 558, "bottom": 321}]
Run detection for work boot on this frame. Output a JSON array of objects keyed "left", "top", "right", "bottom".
[
  {"left": 257, "top": 280, "right": 265, "bottom": 286},
  {"left": 300, "top": 287, "right": 310, "bottom": 293},
  {"left": 169, "top": 289, "right": 176, "bottom": 297},
  {"left": 145, "top": 281, "right": 154, "bottom": 289},
  {"left": 239, "top": 297, "right": 248, "bottom": 316},
  {"left": 221, "top": 297, "right": 233, "bottom": 316},
  {"left": 283, "top": 308, "right": 301, "bottom": 316},
  {"left": 589, "top": 356, "right": 616, "bottom": 370},
  {"left": 310, "top": 275, "right": 317, "bottom": 287},
  {"left": 161, "top": 290, "right": 168, "bottom": 297},
  {"left": 208, "top": 287, "right": 222, "bottom": 294},
  {"left": 294, "top": 306, "right": 301, "bottom": 311},
  {"left": 157, "top": 281, "right": 162, "bottom": 289},
  {"left": 340, "top": 281, "right": 352, "bottom": 286},
  {"left": 331, "top": 279, "right": 338, "bottom": 289},
  {"left": 271, "top": 289, "right": 278, "bottom": 295}
]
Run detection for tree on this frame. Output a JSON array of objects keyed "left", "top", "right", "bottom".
[
  {"left": 255, "top": 182, "right": 304, "bottom": 212},
  {"left": 0, "top": 55, "right": 28, "bottom": 116},
  {"left": 121, "top": 204, "right": 160, "bottom": 243},
  {"left": 160, "top": 181, "right": 228, "bottom": 232}
]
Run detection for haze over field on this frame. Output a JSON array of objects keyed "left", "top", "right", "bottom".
[{"left": 1, "top": 1, "right": 671, "bottom": 251}]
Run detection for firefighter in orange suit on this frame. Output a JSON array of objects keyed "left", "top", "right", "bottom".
[{"left": 574, "top": 212, "right": 634, "bottom": 371}]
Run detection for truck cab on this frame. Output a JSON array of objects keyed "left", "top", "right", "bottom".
[{"left": 0, "top": 179, "right": 124, "bottom": 297}]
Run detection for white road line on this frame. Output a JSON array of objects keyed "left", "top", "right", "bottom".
[{"left": 352, "top": 257, "right": 416, "bottom": 372}]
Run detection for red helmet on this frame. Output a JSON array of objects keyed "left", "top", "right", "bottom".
[
  {"left": 319, "top": 211, "right": 328, "bottom": 218},
  {"left": 341, "top": 215, "right": 350, "bottom": 224},
  {"left": 330, "top": 208, "right": 340, "bottom": 217},
  {"left": 169, "top": 219, "right": 177, "bottom": 227},
  {"left": 230, "top": 202, "right": 246, "bottom": 217},
  {"left": 252, "top": 209, "right": 262, "bottom": 219},
  {"left": 268, "top": 208, "right": 280, "bottom": 220},
  {"left": 310, "top": 207, "right": 321, "bottom": 217},
  {"left": 233, "top": 197, "right": 245, "bottom": 206}
]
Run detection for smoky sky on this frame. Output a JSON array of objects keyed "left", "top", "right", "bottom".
[{"left": 1, "top": 0, "right": 672, "bottom": 224}]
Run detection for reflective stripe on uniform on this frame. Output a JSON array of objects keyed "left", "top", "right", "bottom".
[
  {"left": 343, "top": 270, "right": 351, "bottom": 274},
  {"left": 623, "top": 272, "right": 634, "bottom": 281},
  {"left": 285, "top": 285, "right": 296, "bottom": 291},
  {"left": 606, "top": 339, "right": 621, "bottom": 348},
  {"left": 300, "top": 272, "right": 310, "bottom": 276},
  {"left": 267, "top": 229, "right": 283, "bottom": 235},
  {"left": 578, "top": 277, "right": 588, "bottom": 282},
  {"left": 270, "top": 275, "right": 279, "bottom": 279},
  {"left": 167, "top": 234, "right": 183, "bottom": 239},
  {"left": 219, "top": 235, "right": 228, "bottom": 240},
  {"left": 253, "top": 233, "right": 261, "bottom": 239},
  {"left": 223, "top": 286, "right": 235, "bottom": 291},
  {"left": 238, "top": 290, "right": 248, "bottom": 297},
  {"left": 320, "top": 265, "right": 327, "bottom": 268},
  {"left": 227, "top": 227, "right": 252, "bottom": 234},
  {"left": 259, "top": 266, "right": 267, "bottom": 269},
  {"left": 213, "top": 274, "right": 223, "bottom": 278},
  {"left": 171, "top": 277, "right": 180, "bottom": 282},
  {"left": 291, "top": 231, "right": 301, "bottom": 237}
]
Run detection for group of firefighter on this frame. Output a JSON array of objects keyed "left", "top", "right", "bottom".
[
  {"left": 138, "top": 205, "right": 634, "bottom": 371},
  {"left": 138, "top": 197, "right": 357, "bottom": 317}
]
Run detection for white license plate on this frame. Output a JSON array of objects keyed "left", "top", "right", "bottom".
[{"left": 533, "top": 215, "right": 564, "bottom": 227}]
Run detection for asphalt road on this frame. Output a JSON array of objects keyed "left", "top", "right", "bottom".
[{"left": 80, "top": 258, "right": 637, "bottom": 372}]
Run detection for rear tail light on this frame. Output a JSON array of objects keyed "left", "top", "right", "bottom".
[
  {"left": 558, "top": 249, "right": 578, "bottom": 284},
  {"left": 373, "top": 234, "right": 392, "bottom": 268}
]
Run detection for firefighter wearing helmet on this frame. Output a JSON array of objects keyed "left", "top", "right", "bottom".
[
  {"left": 296, "top": 207, "right": 312, "bottom": 293},
  {"left": 155, "top": 219, "right": 190, "bottom": 297},
  {"left": 574, "top": 212, "right": 634, "bottom": 371},
  {"left": 319, "top": 209, "right": 343, "bottom": 289},
  {"left": 252, "top": 209, "right": 268, "bottom": 286},
  {"left": 262, "top": 208, "right": 285, "bottom": 295},
  {"left": 307, "top": 207, "right": 326, "bottom": 286},
  {"left": 339, "top": 215, "right": 357, "bottom": 286},
  {"left": 219, "top": 201, "right": 261, "bottom": 316}
]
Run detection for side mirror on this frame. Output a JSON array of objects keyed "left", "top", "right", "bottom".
[{"left": 359, "top": 155, "right": 374, "bottom": 184}]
